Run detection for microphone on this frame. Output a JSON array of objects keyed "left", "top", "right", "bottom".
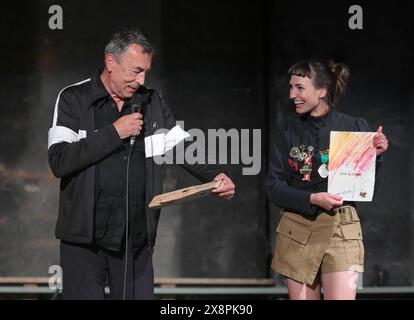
[{"left": 130, "top": 104, "right": 142, "bottom": 146}]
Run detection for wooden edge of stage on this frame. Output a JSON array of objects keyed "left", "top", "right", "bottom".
[
  {"left": 0, "top": 276, "right": 275, "bottom": 287},
  {"left": 154, "top": 277, "right": 275, "bottom": 287}
]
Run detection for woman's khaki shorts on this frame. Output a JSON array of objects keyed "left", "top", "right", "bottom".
[{"left": 271, "top": 206, "right": 364, "bottom": 285}]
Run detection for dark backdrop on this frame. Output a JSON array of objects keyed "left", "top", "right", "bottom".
[{"left": 0, "top": 0, "right": 412, "bottom": 286}]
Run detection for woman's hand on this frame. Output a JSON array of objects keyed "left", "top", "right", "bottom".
[
  {"left": 310, "top": 192, "right": 343, "bottom": 211},
  {"left": 373, "top": 126, "right": 389, "bottom": 156}
]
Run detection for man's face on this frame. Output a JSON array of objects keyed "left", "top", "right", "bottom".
[
  {"left": 106, "top": 44, "right": 152, "bottom": 100},
  {"left": 289, "top": 75, "right": 327, "bottom": 115}
]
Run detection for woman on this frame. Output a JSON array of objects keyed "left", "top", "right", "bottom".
[{"left": 266, "top": 60, "right": 388, "bottom": 300}]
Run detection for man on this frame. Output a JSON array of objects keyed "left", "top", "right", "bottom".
[{"left": 48, "top": 27, "right": 235, "bottom": 300}]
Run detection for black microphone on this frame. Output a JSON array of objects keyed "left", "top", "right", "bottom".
[{"left": 130, "top": 104, "right": 142, "bottom": 146}]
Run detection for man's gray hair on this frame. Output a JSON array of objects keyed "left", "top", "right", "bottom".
[{"left": 104, "top": 27, "right": 153, "bottom": 62}]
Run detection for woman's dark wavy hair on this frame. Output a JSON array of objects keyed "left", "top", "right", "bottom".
[{"left": 288, "top": 60, "right": 350, "bottom": 107}]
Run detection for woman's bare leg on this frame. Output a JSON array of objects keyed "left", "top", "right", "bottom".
[
  {"left": 286, "top": 277, "right": 321, "bottom": 300},
  {"left": 322, "top": 271, "right": 358, "bottom": 300}
]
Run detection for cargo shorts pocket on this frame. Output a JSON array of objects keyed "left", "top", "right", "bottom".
[
  {"left": 340, "top": 223, "right": 364, "bottom": 265},
  {"left": 275, "top": 216, "right": 312, "bottom": 263}
]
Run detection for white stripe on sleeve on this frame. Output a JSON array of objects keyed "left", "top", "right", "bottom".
[
  {"left": 52, "top": 78, "right": 91, "bottom": 126},
  {"left": 48, "top": 79, "right": 91, "bottom": 149},
  {"left": 144, "top": 125, "right": 190, "bottom": 158},
  {"left": 48, "top": 126, "right": 88, "bottom": 149}
]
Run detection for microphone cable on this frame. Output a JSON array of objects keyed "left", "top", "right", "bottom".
[{"left": 123, "top": 104, "right": 141, "bottom": 300}]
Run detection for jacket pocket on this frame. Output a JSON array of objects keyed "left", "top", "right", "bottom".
[{"left": 94, "top": 196, "right": 113, "bottom": 240}]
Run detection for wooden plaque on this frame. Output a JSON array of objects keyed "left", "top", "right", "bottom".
[{"left": 148, "top": 180, "right": 223, "bottom": 209}]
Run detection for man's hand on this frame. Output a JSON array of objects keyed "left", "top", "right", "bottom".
[
  {"left": 373, "top": 126, "right": 388, "bottom": 156},
  {"left": 211, "top": 173, "right": 235, "bottom": 200},
  {"left": 310, "top": 192, "right": 343, "bottom": 211},
  {"left": 113, "top": 112, "right": 144, "bottom": 139}
]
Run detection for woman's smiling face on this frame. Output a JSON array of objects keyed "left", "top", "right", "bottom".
[{"left": 289, "top": 75, "right": 328, "bottom": 116}]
